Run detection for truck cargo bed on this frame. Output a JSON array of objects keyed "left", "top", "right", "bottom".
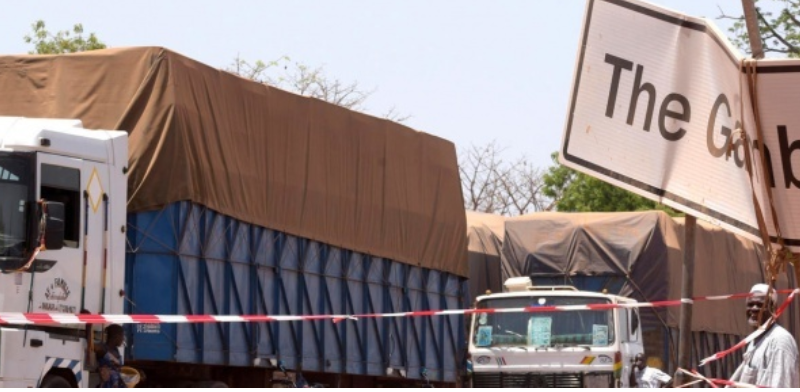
[{"left": 125, "top": 202, "right": 467, "bottom": 383}]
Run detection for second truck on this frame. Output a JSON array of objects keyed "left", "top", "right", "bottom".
[{"left": 468, "top": 277, "right": 643, "bottom": 388}]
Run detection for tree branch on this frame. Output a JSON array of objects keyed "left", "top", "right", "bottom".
[
  {"left": 757, "top": 8, "right": 800, "bottom": 54},
  {"left": 784, "top": 7, "right": 800, "bottom": 29}
]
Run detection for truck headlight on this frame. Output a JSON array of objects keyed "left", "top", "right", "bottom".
[{"left": 583, "top": 372, "right": 613, "bottom": 388}]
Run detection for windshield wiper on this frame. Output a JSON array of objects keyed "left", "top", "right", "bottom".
[{"left": 500, "top": 330, "right": 531, "bottom": 351}]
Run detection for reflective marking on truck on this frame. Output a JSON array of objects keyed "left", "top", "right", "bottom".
[
  {"left": 495, "top": 357, "right": 507, "bottom": 366},
  {"left": 580, "top": 356, "right": 595, "bottom": 365},
  {"left": 38, "top": 357, "right": 83, "bottom": 387},
  {"left": 86, "top": 168, "right": 104, "bottom": 213}
]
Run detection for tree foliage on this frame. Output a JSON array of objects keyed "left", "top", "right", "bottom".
[
  {"left": 24, "top": 20, "right": 106, "bottom": 54},
  {"left": 542, "top": 152, "right": 681, "bottom": 215},
  {"left": 721, "top": 0, "right": 800, "bottom": 58}
]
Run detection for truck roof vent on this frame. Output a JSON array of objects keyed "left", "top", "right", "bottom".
[
  {"left": 504, "top": 278, "right": 581, "bottom": 292},
  {"left": 504, "top": 277, "right": 533, "bottom": 292}
]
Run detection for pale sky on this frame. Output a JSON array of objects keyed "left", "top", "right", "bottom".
[{"left": 1, "top": 0, "right": 747, "bottom": 169}]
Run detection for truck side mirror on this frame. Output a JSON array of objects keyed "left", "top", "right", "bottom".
[
  {"left": 42, "top": 201, "right": 65, "bottom": 250},
  {"left": 630, "top": 309, "right": 640, "bottom": 335}
]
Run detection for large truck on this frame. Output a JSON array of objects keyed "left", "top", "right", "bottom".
[
  {"left": 0, "top": 47, "right": 469, "bottom": 388},
  {"left": 466, "top": 211, "right": 800, "bottom": 379},
  {"left": 468, "top": 277, "right": 643, "bottom": 388}
]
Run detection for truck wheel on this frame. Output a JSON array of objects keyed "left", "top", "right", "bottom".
[
  {"left": 192, "top": 380, "right": 229, "bottom": 388},
  {"left": 40, "top": 374, "right": 72, "bottom": 388}
]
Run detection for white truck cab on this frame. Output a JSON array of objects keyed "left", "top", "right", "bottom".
[
  {"left": 0, "top": 117, "right": 128, "bottom": 387},
  {"left": 468, "top": 277, "right": 643, "bottom": 388}
]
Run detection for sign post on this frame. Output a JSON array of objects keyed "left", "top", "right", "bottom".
[
  {"left": 742, "top": 0, "right": 765, "bottom": 60},
  {"left": 676, "top": 215, "right": 695, "bottom": 385}
]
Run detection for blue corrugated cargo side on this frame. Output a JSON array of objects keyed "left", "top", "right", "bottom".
[{"left": 125, "top": 201, "right": 467, "bottom": 382}]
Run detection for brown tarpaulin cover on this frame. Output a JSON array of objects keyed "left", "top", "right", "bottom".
[
  {"left": 466, "top": 211, "right": 505, "bottom": 301},
  {"left": 0, "top": 47, "right": 468, "bottom": 276},
  {"left": 495, "top": 211, "right": 796, "bottom": 337}
]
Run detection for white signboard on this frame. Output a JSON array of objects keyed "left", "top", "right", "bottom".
[{"left": 561, "top": 0, "right": 800, "bottom": 250}]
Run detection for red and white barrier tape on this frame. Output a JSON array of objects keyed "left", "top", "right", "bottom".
[
  {"left": 0, "top": 289, "right": 794, "bottom": 326},
  {"left": 675, "top": 368, "right": 719, "bottom": 388},
  {"left": 0, "top": 301, "right": 698, "bottom": 325},
  {"left": 675, "top": 368, "right": 766, "bottom": 388},
  {"left": 706, "top": 378, "right": 765, "bottom": 388},
  {"left": 698, "top": 288, "right": 800, "bottom": 367}
]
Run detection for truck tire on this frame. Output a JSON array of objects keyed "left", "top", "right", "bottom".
[
  {"left": 40, "top": 374, "right": 72, "bottom": 388},
  {"left": 192, "top": 380, "right": 229, "bottom": 388}
]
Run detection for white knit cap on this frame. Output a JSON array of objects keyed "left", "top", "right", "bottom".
[{"left": 750, "top": 283, "right": 778, "bottom": 304}]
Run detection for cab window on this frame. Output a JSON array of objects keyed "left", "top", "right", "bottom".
[{"left": 40, "top": 164, "right": 80, "bottom": 248}]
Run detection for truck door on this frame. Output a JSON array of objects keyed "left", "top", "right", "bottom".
[
  {"left": 618, "top": 306, "right": 644, "bottom": 387},
  {"left": 625, "top": 308, "right": 643, "bottom": 354},
  {"left": 28, "top": 154, "right": 106, "bottom": 317}
]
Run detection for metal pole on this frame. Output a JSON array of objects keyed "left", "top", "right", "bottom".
[
  {"left": 742, "top": 0, "right": 765, "bottom": 59},
  {"left": 675, "top": 215, "right": 696, "bottom": 386}
]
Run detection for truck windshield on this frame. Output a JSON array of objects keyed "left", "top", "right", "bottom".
[
  {"left": 472, "top": 296, "right": 615, "bottom": 348},
  {"left": 0, "top": 153, "right": 32, "bottom": 261}
]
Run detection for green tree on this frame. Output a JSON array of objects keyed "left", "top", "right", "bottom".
[
  {"left": 542, "top": 152, "right": 681, "bottom": 215},
  {"left": 721, "top": 0, "right": 800, "bottom": 58},
  {"left": 24, "top": 20, "right": 106, "bottom": 54}
]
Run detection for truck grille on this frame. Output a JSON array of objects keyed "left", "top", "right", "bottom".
[{"left": 473, "top": 372, "right": 583, "bottom": 388}]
